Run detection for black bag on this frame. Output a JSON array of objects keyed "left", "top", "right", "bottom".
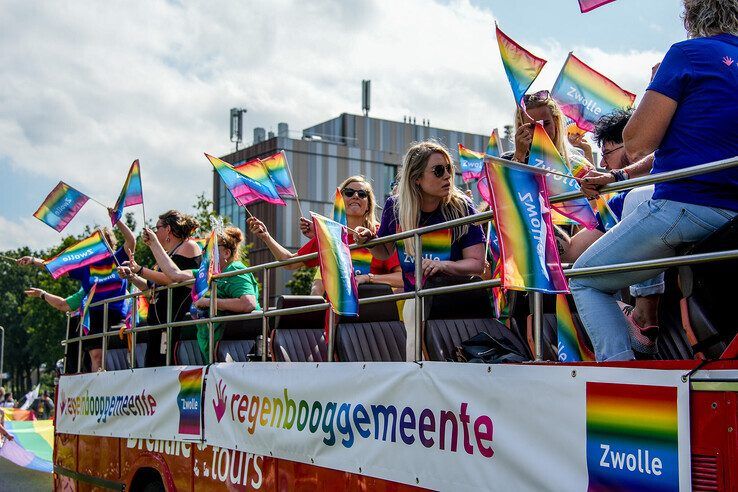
[{"left": 454, "top": 331, "right": 528, "bottom": 364}]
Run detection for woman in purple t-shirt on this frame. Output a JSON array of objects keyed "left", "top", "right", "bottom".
[{"left": 571, "top": 0, "right": 738, "bottom": 362}]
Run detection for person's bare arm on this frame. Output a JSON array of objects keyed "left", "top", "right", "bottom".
[
  {"left": 247, "top": 217, "right": 302, "bottom": 270},
  {"left": 142, "top": 228, "right": 193, "bottom": 283},
  {"left": 25, "top": 288, "right": 71, "bottom": 312},
  {"left": 622, "top": 90, "right": 678, "bottom": 162}
]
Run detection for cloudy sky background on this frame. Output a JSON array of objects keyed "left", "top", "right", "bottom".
[{"left": 1, "top": 0, "right": 685, "bottom": 251}]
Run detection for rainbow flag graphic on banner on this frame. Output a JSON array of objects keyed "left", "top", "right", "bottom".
[
  {"left": 311, "top": 213, "right": 358, "bottom": 317},
  {"left": 586, "top": 382, "right": 679, "bottom": 491},
  {"left": 260, "top": 150, "right": 296, "bottom": 197},
  {"left": 231, "top": 157, "right": 286, "bottom": 206},
  {"left": 484, "top": 161, "right": 568, "bottom": 293},
  {"left": 33, "top": 181, "right": 90, "bottom": 232},
  {"left": 111, "top": 160, "right": 144, "bottom": 225},
  {"left": 486, "top": 129, "right": 502, "bottom": 158},
  {"left": 528, "top": 123, "right": 598, "bottom": 229},
  {"left": 177, "top": 368, "right": 203, "bottom": 436},
  {"left": 44, "top": 230, "right": 112, "bottom": 279},
  {"left": 333, "top": 188, "right": 347, "bottom": 226},
  {"left": 556, "top": 294, "right": 594, "bottom": 362},
  {"left": 552, "top": 53, "right": 636, "bottom": 132},
  {"left": 579, "top": 0, "right": 617, "bottom": 13},
  {"left": 458, "top": 144, "right": 485, "bottom": 182},
  {"left": 595, "top": 196, "right": 619, "bottom": 231},
  {"left": 79, "top": 281, "right": 98, "bottom": 335},
  {"left": 191, "top": 230, "right": 220, "bottom": 303},
  {"left": 0, "top": 420, "right": 54, "bottom": 473},
  {"left": 495, "top": 23, "right": 547, "bottom": 107},
  {"left": 206, "top": 153, "right": 285, "bottom": 207}
]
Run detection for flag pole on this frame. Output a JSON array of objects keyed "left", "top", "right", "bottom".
[
  {"left": 0, "top": 254, "right": 17, "bottom": 262},
  {"left": 244, "top": 206, "right": 254, "bottom": 219},
  {"left": 283, "top": 159, "right": 305, "bottom": 218}
]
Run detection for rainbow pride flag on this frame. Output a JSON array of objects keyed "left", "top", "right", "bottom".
[
  {"left": 495, "top": 24, "right": 546, "bottom": 107},
  {"left": 484, "top": 218, "right": 508, "bottom": 319},
  {"left": 458, "top": 144, "right": 485, "bottom": 182},
  {"left": 552, "top": 53, "right": 636, "bottom": 132},
  {"left": 484, "top": 161, "right": 568, "bottom": 293},
  {"left": 0, "top": 420, "right": 53, "bottom": 473},
  {"left": 260, "top": 150, "right": 296, "bottom": 197},
  {"left": 44, "top": 230, "right": 112, "bottom": 279},
  {"left": 80, "top": 281, "right": 98, "bottom": 335},
  {"left": 486, "top": 129, "right": 502, "bottom": 158},
  {"left": 579, "top": 0, "right": 616, "bottom": 13},
  {"left": 193, "top": 237, "right": 208, "bottom": 251},
  {"left": 311, "top": 213, "right": 358, "bottom": 317},
  {"left": 208, "top": 154, "right": 284, "bottom": 207},
  {"left": 586, "top": 382, "right": 679, "bottom": 490},
  {"left": 231, "top": 157, "right": 285, "bottom": 206},
  {"left": 1, "top": 408, "right": 36, "bottom": 421},
  {"left": 595, "top": 196, "right": 619, "bottom": 231},
  {"left": 528, "top": 123, "right": 598, "bottom": 229},
  {"left": 124, "top": 290, "right": 149, "bottom": 331},
  {"left": 33, "top": 181, "right": 90, "bottom": 232},
  {"left": 177, "top": 368, "right": 203, "bottom": 436},
  {"left": 111, "top": 160, "right": 144, "bottom": 225},
  {"left": 556, "top": 294, "right": 594, "bottom": 362},
  {"left": 332, "top": 188, "right": 347, "bottom": 226},
  {"left": 191, "top": 229, "right": 220, "bottom": 303}
]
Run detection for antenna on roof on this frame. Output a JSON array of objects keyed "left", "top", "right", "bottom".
[
  {"left": 230, "top": 108, "right": 247, "bottom": 151},
  {"left": 362, "top": 80, "right": 371, "bottom": 117}
]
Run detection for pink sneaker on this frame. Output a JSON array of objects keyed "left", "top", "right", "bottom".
[{"left": 618, "top": 302, "right": 659, "bottom": 356}]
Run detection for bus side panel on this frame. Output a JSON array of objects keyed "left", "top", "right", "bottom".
[
  {"left": 691, "top": 391, "right": 738, "bottom": 490},
  {"left": 77, "top": 435, "right": 120, "bottom": 489},
  {"left": 193, "top": 444, "right": 275, "bottom": 490},
  {"left": 121, "top": 439, "right": 193, "bottom": 492},
  {"left": 54, "top": 432, "right": 78, "bottom": 491}
]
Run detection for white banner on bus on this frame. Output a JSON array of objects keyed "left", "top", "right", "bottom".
[
  {"left": 57, "top": 366, "right": 204, "bottom": 441},
  {"left": 203, "top": 362, "right": 690, "bottom": 491}
]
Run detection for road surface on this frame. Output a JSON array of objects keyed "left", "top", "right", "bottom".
[{"left": 0, "top": 455, "right": 52, "bottom": 491}]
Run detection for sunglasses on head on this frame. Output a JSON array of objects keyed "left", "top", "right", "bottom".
[
  {"left": 431, "top": 163, "right": 453, "bottom": 178},
  {"left": 342, "top": 188, "right": 368, "bottom": 199},
  {"left": 523, "top": 90, "right": 551, "bottom": 105}
]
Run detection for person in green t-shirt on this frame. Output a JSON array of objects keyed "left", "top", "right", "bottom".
[{"left": 142, "top": 225, "right": 260, "bottom": 361}]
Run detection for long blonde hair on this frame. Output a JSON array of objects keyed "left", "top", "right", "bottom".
[
  {"left": 395, "top": 141, "right": 472, "bottom": 255},
  {"left": 514, "top": 97, "right": 570, "bottom": 164},
  {"left": 339, "top": 175, "right": 378, "bottom": 231}
]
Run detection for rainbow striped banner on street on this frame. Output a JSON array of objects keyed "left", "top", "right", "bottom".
[
  {"left": 333, "top": 188, "right": 347, "bottom": 226},
  {"left": 579, "top": 0, "right": 617, "bottom": 13},
  {"left": 586, "top": 382, "right": 679, "bottom": 491},
  {"left": 111, "top": 160, "right": 144, "bottom": 225},
  {"left": 206, "top": 153, "right": 285, "bottom": 207},
  {"left": 556, "top": 294, "right": 594, "bottom": 362},
  {"left": 311, "top": 213, "right": 358, "bottom": 317},
  {"left": 260, "top": 150, "right": 296, "bottom": 197},
  {"left": 528, "top": 122, "right": 598, "bottom": 229},
  {"left": 458, "top": 144, "right": 485, "bottom": 182},
  {"left": 44, "top": 230, "right": 112, "bottom": 279},
  {"left": 33, "top": 181, "right": 90, "bottom": 232},
  {"left": 0, "top": 420, "right": 54, "bottom": 473},
  {"left": 484, "top": 161, "right": 568, "bottom": 293},
  {"left": 191, "top": 229, "right": 220, "bottom": 303},
  {"left": 495, "top": 24, "right": 547, "bottom": 107},
  {"left": 552, "top": 53, "right": 636, "bottom": 132}
]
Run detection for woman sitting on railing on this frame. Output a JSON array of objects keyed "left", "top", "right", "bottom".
[
  {"left": 570, "top": 0, "right": 738, "bottom": 361},
  {"left": 141, "top": 225, "right": 260, "bottom": 361},
  {"left": 247, "top": 175, "right": 403, "bottom": 294},
  {"left": 355, "top": 141, "right": 485, "bottom": 358},
  {"left": 20, "top": 219, "right": 136, "bottom": 372},
  {"left": 118, "top": 210, "right": 201, "bottom": 366}
]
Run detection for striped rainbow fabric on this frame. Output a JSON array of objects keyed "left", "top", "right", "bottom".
[
  {"left": 350, "top": 248, "right": 373, "bottom": 276},
  {"left": 260, "top": 150, "right": 296, "bottom": 197},
  {"left": 311, "top": 213, "right": 358, "bottom": 317},
  {"left": 495, "top": 24, "right": 546, "bottom": 107},
  {"left": 458, "top": 144, "right": 485, "bottom": 182},
  {"left": 206, "top": 153, "right": 285, "bottom": 207},
  {"left": 579, "top": 0, "right": 617, "bottom": 13},
  {"left": 0, "top": 420, "right": 53, "bottom": 473},
  {"left": 33, "top": 181, "right": 89, "bottom": 232},
  {"left": 44, "top": 230, "right": 112, "bottom": 279},
  {"left": 111, "top": 160, "right": 144, "bottom": 225},
  {"left": 231, "top": 157, "right": 286, "bottom": 206},
  {"left": 191, "top": 229, "right": 220, "bottom": 303},
  {"left": 332, "top": 188, "right": 347, "bottom": 226},
  {"left": 1, "top": 408, "right": 36, "bottom": 421},
  {"left": 80, "top": 281, "right": 98, "bottom": 335},
  {"left": 528, "top": 122, "right": 598, "bottom": 229},
  {"left": 556, "top": 294, "right": 594, "bottom": 362},
  {"left": 484, "top": 161, "right": 568, "bottom": 293},
  {"left": 486, "top": 129, "right": 502, "bottom": 158},
  {"left": 552, "top": 53, "right": 636, "bottom": 132},
  {"left": 595, "top": 196, "right": 619, "bottom": 231}
]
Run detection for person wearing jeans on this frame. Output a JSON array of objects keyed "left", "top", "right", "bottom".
[{"left": 571, "top": 0, "right": 738, "bottom": 361}]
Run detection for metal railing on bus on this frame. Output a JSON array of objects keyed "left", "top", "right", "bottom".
[{"left": 61, "top": 155, "right": 738, "bottom": 371}]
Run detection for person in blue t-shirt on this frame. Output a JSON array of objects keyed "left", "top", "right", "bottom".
[{"left": 570, "top": 0, "right": 738, "bottom": 362}]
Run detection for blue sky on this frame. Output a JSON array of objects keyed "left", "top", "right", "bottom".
[{"left": 0, "top": 0, "right": 689, "bottom": 250}]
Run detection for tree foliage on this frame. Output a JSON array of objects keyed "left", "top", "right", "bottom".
[{"left": 285, "top": 267, "right": 317, "bottom": 295}]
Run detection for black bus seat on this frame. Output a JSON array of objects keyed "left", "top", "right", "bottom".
[
  {"left": 216, "top": 339, "right": 256, "bottom": 362},
  {"left": 105, "top": 344, "right": 147, "bottom": 370},
  {"left": 271, "top": 295, "right": 328, "bottom": 362},
  {"left": 175, "top": 340, "right": 205, "bottom": 365}
]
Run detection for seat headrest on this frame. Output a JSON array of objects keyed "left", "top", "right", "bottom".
[
  {"left": 275, "top": 295, "right": 327, "bottom": 330},
  {"left": 424, "top": 276, "right": 495, "bottom": 320}
]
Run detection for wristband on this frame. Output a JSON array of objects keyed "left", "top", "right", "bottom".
[
  {"left": 41, "top": 292, "right": 46, "bottom": 301},
  {"left": 609, "top": 169, "right": 628, "bottom": 182},
  {"left": 136, "top": 265, "right": 144, "bottom": 275}
]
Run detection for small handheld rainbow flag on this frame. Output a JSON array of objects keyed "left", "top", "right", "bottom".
[
  {"left": 528, "top": 122, "right": 598, "bottom": 230},
  {"left": 191, "top": 229, "right": 220, "bottom": 302},
  {"left": 311, "top": 213, "right": 358, "bottom": 317},
  {"left": 495, "top": 24, "right": 547, "bottom": 108},
  {"left": 193, "top": 237, "right": 208, "bottom": 251},
  {"left": 483, "top": 161, "right": 568, "bottom": 293},
  {"left": 556, "top": 294, "right": 594, "bottom": 362},
  {"left": 458, "top": 144, "right": 485, "bottom": 182},
  {"left": 44, "top": 230, "right": 112, "bottom": 279},
  {"left": 578, "top": 0, "right": 616, "bottom": 13},
  {"left": 595, "top": 196, "right": 619, "bottom": 231},
  {"left": 551, "top": 53, "right": 636, "bottom": 132},
  {"left": 207, "top": 153, "right": 285, "bottom": 207},
  {"left": 486, "top": 129, "right": 502, "bottom": 158},
  {"left": 231, "top": 157, "right": 286, "bottom": 206},
  {"left": 484, "top": 217, "right": 508, "bottom": 319},
  {"left": 33, "top": 181, "right": 90, "bottom": 232},
  {"left": 477, "top": 176, "right": 492, "bottom": 205},
  {"left": 332, "top": 188, "right": 347, "bottom": 226},
  {"left": 79, "top": 281, "right": 98, "bottom": 335},
  {"left": 259, "top": 150, "right": 296, "bottom": 197},
  {"left": 111, "top": 160, "right": 144, "bottom": 225}
]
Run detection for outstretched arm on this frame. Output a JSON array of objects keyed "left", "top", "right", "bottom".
[
  {"left": 247, "top": 217, "right": 303, "bottom": 270},
  {"left": 142, "top": 228, "right": 193, "bottom": 283},
  {"left": 25, "top": 288, "right": 72, "bottom": 312},
  {"left": 110, "top": 210, "right": 136, "bottom": 255}
]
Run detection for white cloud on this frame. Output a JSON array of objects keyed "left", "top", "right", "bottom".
[
  {"left": 0, "top": 215, "right": 66, "bottom": 252},
  {"left": 1, "top": 0, "right": 662, "bottom": 251}
]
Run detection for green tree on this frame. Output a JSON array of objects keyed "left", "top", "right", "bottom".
[{"left": 285, "top": 267, "right": 317, "bottom": 295}]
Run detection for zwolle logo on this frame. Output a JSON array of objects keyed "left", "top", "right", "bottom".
[
  {"left": 586, "top": 382, "right": 679, "bottom": 491},
  {"left": 212, "top": 379, "right": 227, "bottom": 423},
  {"left": 177, "top": 368, "right": 203, "bottom": 435}
]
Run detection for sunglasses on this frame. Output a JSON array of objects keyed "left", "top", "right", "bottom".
[
  {"left": 342, "top": 188, "right": 368, "bottom": 199},
  {"left": 601, "top": 145, "right": 624, "bottom": 157},
  {"left": 523, "top": 90, "right": 551, "bottom": 105},
  {"left": 431, "top": 164, "right": 453, "bottom": 178}
]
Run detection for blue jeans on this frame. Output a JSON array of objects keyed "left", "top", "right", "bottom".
[{"left": 570, "top": 199, "right": 736, "bottom": 361}]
